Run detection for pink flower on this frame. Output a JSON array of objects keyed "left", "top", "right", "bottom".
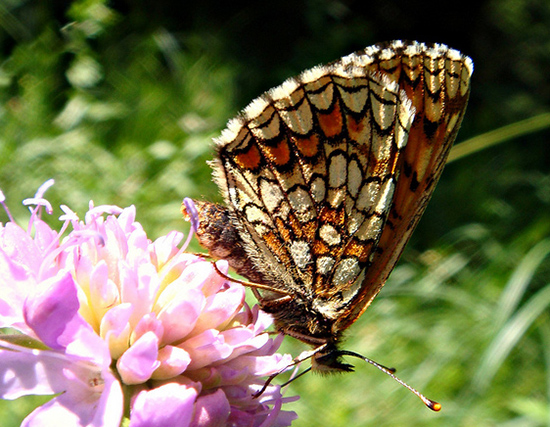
[{"left": 0, "top": 182, "right": 297, "bottom": 426}]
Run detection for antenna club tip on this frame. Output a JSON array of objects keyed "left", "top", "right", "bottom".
[{"left": 428, "top": 400, "right": 442, "bottom": 412}]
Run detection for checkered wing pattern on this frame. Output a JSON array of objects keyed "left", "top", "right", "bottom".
[
  {"left": 332, "top": 41, "right": 473, "bottom": 332},
  {"left": 212, "top": 59, "right": 414, "bottom": 307},
  {"left": 184, "top": 40, "right": 473, "bottom": 347}
]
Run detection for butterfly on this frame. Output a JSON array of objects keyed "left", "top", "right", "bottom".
[{"left": 182, "top": 40, "right": 472, "bottom": 409}]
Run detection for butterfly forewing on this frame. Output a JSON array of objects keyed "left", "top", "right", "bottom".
[
  {"left": 332, "top": 42, "right": 473, "bottom": 332},
  {"left": 183, "top": 40, "right": 473, "bottom": 361}
]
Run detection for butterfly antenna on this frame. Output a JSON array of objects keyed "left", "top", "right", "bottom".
[{"left": 338, "top": 350, "right": 441, "bottom": 411}]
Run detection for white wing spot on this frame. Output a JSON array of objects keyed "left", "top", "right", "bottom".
[
  {"left": 319, "top": 223, "right": 341, "bottom": 246},
  {"left": 328, "top": 153, "right": 347, "bottom": 188},
  {"left": 260, "top": 180, "right": 284, "bottom": 214},
  {"left": 310, "top": 177, "right": 326, "bottom": 204},
  {"left": 333, "top": 258, "right": 361, "bottom": 286},
  {"left": 288, "top": 187, "right": 315, "bottom": 222},
  {"left": 290, "top": 240, "right": 312, "bottom": 270},
  {"left": 316, "top": 256, "right": 336, "bottom": 275}
]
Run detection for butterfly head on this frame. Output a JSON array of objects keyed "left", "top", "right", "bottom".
[{"left": 310, "top": 343, "right": 355, "bottom": 373}]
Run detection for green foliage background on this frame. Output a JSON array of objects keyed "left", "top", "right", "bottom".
[{"left": 1, "top": 0, "right": 550, "bottom": 426}]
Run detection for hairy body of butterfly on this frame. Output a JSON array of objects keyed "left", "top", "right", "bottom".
[{"left": 183, "top": 40, "right": 473, "bottom": 374}]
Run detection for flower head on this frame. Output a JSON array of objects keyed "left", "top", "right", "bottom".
[{"left": 0, "top": 182, "right": 297, "bottom": 426}]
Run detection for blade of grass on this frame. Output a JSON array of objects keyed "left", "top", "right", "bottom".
[
  {"left": 448, "top": 113, "right": 550, "bottom": 162},
  {"left": 540, "top": 316, "right": 550, "bottom": 427},
  {"left": 472, "top": 283, "right": 550, "bottom": 392},
  {"left": 496, "top": 238, "right": 550, "bottom": 327}
]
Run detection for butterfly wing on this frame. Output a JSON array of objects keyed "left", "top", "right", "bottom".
[
  {"left": 332, "top": 41, "right": 473, "bottom": 332},
  {"left": 211, "top": 58, "right": 414, "bottom": 313},
  {"left": 186, "top": 40, "right": 472, "bottom": 344}
]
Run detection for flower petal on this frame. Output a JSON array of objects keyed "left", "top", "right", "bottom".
[
  {"left": 150, "top": 231, "right": 184, "bottom": 269},
  {"left": 100, "top": 303, "right": 133, "bottom": 359},
  {"left": 30, "top": 219, "right": 58, "bottom": 259},
  {"left": 190, "top": 389, "right": 230, "bottom": 427},
  {"left": 191, "top": 283, "right": 244, "bottom": 336},
  {"left": 152, "top": 345, "right": 191, "bottom": 380},
  {"left": 117, "top": 331, "right": 160, "bottom": 384},
  {"left": 200, "top": 261, "right": 229, "bottom": 297},
  {"left": 179, "top": 330, "right": 232, "bottom": 370},
  {"left": 0, "top": 222, "right": 42, "bottom": 277},
  {"left": 0, "top": 347, "right": 68, "bottom": 399},
  {"left": 64, "top": 321, "right": 111, "bottom": 366},
  {"left": 21, "top": 368, "right": 123, "bottom": 427},
  {"left": 156, "top": 287, "right": 204, "bottom": 345},
  {"left": 23, "top": 271, "right": 81, "bottom": 350},
  {"left": 132, "top": 312, "right": 164, "bottom": 344},
  {"left": 130, "top": 382, "right": 197, "bottom": 427},
  {"left": 0, "top": 249, "right": 34, "bottom": 332},
  {"left": 89, "top": 261, "right": 120, "bottom": 319}
]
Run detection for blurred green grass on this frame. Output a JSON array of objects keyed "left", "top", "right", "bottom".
[{"left": 1, "top": 1, "right": 550, "bottom": 426}]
